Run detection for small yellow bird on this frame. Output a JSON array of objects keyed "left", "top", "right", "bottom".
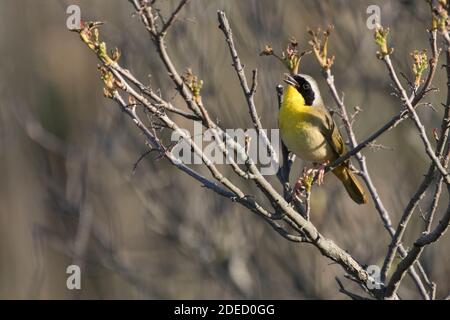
[{"left": 279, "top": 73, "right": 368, "bottom": 204}]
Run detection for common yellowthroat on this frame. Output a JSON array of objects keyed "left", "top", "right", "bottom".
[{"left": 279, "top": 74, "right": 368, "bottom": 204}]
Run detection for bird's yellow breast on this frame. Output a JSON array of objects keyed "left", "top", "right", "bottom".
[{"left": 278, "top": 86, "right": 334, "bottom": 163}]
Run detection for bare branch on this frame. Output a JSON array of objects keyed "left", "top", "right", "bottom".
[
  {"left": 383, "top": 55, "right": 450, "bottom": 184},
  {"left": 250, "top": 69, "right": 258, "bottom": 95},
  {"left": 381, "top": 166, "right": 434, "bottom": 282},
  {"left": 131, "top": 0, "right": 202, "bottom": 117},
  {"left": 304, "top": 189, "right": 311, "bottom": 221},
  {"left": 159, "top": 0, "right": 190, "bottom": 37},
  {"left": 217, "top": 11, "right": 279, "bottom": 166},
  {"left": 326, "top": 30, "right": 440, "bottom": 175},
  {"left": 385, "top": 188, "right": 450, "bottom": 298},
  {"left": 109, "top": 48, "right": 202, "bottom": 121},
  {"left": 335, "top": 277, "right": 371, "bottom": 300},
  {"left": 426, "top": 175, "right": 445, "bottom": 232}
]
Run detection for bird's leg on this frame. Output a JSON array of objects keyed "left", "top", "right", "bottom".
[
  {"left": 291, "top": 161, "right": 329, "bottom": 203},
  {"left": 312, "top": 161, "right": 330, "bottom": 186}
]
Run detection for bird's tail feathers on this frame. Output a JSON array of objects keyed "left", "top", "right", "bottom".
[{"left": 332, "top": 165, "right": 368, "bottom": 205}]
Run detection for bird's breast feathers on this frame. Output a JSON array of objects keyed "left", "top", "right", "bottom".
[{"left": 279, "top": 97, "right": 334, "bottom": 163}]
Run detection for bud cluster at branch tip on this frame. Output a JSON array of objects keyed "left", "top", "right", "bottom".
[
  {"left": 72, "top": 21, "right": 125, "bottom": 99},
  {"left": 260, "top": 37, "right": 311, "bottom": 74},
  {"left": 182, "top": 68, "right": 203, "bottom": 104},
  {"left": 411, "top": 50, "right": 428, "bottom": 87},
  {"left": 374, "top": 26, "right": 393, "bottom": 59},
  {"left": 427, "top": 0, "right": 448, "bottom": 31},
  {"left": 308, "top": 25, "right": 335, "bottom": 70}
]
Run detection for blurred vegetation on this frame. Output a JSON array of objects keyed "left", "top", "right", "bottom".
[{"left": 0, "top": 0, "right": 448, "bottom": 299}]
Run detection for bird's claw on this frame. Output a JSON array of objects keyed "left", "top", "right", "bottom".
[
  {"left": 315, "top": 162, "right": 329, "bottom": 186},
  {"left": 291, "top": 162, "right": 329, "bottom": 204}
]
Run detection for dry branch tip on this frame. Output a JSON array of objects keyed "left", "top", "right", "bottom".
[
  {"left": 260, "top": 38, "right": 311, "bottom": 74},
  {"left": 308, "top": 25, "right": 335, "bottom": 70}
]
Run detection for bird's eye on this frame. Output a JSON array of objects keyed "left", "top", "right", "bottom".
[{"left": 303, "top": 84, "right": 310, "bottom": 90}]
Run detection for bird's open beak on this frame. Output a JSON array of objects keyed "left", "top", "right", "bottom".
[{"left": 283, "top": 73, "right": 298, "bottom": 87}]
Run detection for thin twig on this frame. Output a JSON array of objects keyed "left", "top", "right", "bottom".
[
  {"left": 131, "top": 0, "right": 203, "bottom": 117},
  {"left": 326, "top": 30, "right": 440, "bottom": 174},
  {"left": 384, "top": 188, "right": 450, "bottom": 298},
  {"left": 159, "top": 0, "right": 190, "bottom": 37},
  {"left": 383, "top": 55, "right": 449, "bottom": 184},
  {"left": 217, "top": 11, "right": 279, "bottom": 166},
  {"left": 335, "top": 277, "right": 371, "bottom": 300},
  {"left": 305, "top": 190, "right": 311, "bottom": 221}
]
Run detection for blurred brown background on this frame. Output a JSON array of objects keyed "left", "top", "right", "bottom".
[{"left": 0, "top": 0, "right": 448, "bottom": 299}]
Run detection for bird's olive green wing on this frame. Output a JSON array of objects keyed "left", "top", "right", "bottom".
[{"left": 319, "top": 108, "right": 347, "bottom": 158}]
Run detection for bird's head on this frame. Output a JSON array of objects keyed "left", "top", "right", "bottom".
[{"left": 284, "top": 73, "right": 323, "bottom": 107}]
